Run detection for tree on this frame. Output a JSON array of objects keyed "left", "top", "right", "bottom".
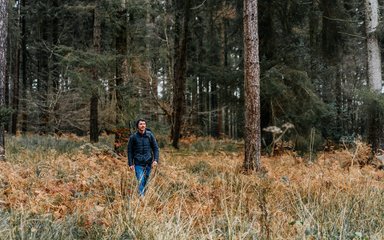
[
  {"left": 365, "top": 0, "right": 382, "bottom": 91},
  {"left": 20, "top": 0, "right": 28, "bottom": 133},
  {"left": 0, "top": 0, "right": 8, "bottom": 160},
  {"left": 172, "top": 0, "right": 190, "bottom": 149},
  {"left": 365, "top": 0, "right": 382, "bottom": 151},
  {"left": 243, "top": 0, "right": 261, "bottom": 171},
  {"left": 90, "top": 5, "right": 101, "bottom": 143}
]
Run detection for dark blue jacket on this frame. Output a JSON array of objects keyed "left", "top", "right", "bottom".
[{"left": 127, "top": 129, "right": 159, "bottom": 166}]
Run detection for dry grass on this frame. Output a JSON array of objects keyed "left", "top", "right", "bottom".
[{"left": 0, "top": 135, "right": 383, "bottom": 239}]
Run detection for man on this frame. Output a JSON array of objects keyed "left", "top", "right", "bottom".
[{"left": 127, "top": 119, "right": 159, "bottom": 196}]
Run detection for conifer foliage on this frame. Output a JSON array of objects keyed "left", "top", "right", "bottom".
[{"left": 2, "top": 0, "right": 384, "bottom": 152}]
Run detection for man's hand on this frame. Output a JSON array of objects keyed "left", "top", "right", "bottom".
[
  {"left": 152, "top": 161, "right": 158, "bottom": 167},
  {"left": 129, "top": 165, "right": 135, "bottom": 171}
]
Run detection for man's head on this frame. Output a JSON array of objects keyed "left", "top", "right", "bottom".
[{"left": 136, "top": 118, "right": 147, "bottom": 133}]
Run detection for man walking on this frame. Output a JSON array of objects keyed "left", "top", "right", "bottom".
[{"left": 128, "top": 119, "right": 159, "bottom": 196}]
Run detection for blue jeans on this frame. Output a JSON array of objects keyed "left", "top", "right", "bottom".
[{"left": 134, "top": 165, "right": 152, "bottom": 196}]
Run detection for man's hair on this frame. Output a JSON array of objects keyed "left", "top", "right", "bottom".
[{"left": 136, "top": 118, "right": 146, "bottom": 128}]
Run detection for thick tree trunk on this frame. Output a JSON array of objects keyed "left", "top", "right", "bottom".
[
  {"left": 365, "top": 0, "right": 382, "bottom": 91},
  {"left": 172, "top": 0, "right": 190, "bottom": 149},
  {"left": 0, "top": 0, "right": 8, "bottom": 160},
  {"left": 243, "top": 0, "right": 261, "bottom": 171},
  {"left": 114, "top": 6, "right": 127, "bottom": 151},
  {"left": 365, "top": 0, "right": 382, "bottom": 152}
]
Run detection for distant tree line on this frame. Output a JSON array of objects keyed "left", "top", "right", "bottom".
[{"left": 2, "top": 0, "right": 384, "bottom": 152}]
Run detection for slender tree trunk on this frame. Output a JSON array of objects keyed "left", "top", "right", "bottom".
[
  {"left": 11, "top": 3, "right": 21, "bottom": 134},
  {"left": 90, "top": 7, "right": 101, "bottom": 143},
  {"left": 115, "top": 18, "right": 127, "bottom": 107},
  {"left": 20, "top": 0, "right": 28, "bottom": 133},
  {"left": 51, "top": 0, "right": 60, "bottom": 133},
  {"left": 172, "top": 0, "right": 190, "bottom": 149},
  {"left": 5, "top": 34, "right": 9, "bottom": 132},
  {"left": 243, "top": 0, "right": 261, "bottom": 171},
  {"left": 38, "top": 15, "right": 49, "bottom": 133},
  {"left": 309, "top": 0, "right": 322, "bottom": 91},
  {"left": 11, "top": 47, "right": 20, "bottom": 135},
  {"left": 0, "top": 0, "right": 8, "bottom": 160}
]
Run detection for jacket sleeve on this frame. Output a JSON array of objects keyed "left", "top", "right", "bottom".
[
  {"left": 127, "top": 135, "right": 134, "bottom": 166},
  {"left": 151, "top": 133, "right": 160, "bottom": 162}
]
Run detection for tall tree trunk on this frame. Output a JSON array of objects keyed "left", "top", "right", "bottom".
[
  {"left": 90, "top": 7, "right": 101, "bottom": 143},
  {"left": 0, "top": 0, "right": 8, "bottom": 160},
  {"left": 11, "top": 47, "right": 20, "bottom": 135},
  {"left": 50, "top": 0, "right": 59, "bottom": 133},
  {"left": 115, "top": 12, "right": 127, "bottom": 107},
  {"left": 38, "top": 15, "right": 49, "bottom": 133},
  {"left": 243, "top": 0, "right": 261, "bottom": 171},
  {"left": 365, "top": 0, "right": 382, "bottom": 151},
  {"left": 20, "top": 0, "right": 28, "bottom": 133},
  {"left": 114, "top": 5, "right": 127, "bottom": 150},
  {"left": 11, "top": 3, "right": 21, "bottom": 134},
  {"left": 365, "top": 0, "right": 382, "bottom": 91},
  {"left": 172, "top": 0, "right": 190, "bottom": 149},
  {"left": 309, "top": 0, "right": 322, "bottom": 91},
  {"left": 5, "top": 34, "right": 9, "bottom": 132}
]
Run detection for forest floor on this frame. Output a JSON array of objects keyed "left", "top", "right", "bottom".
[{"left": 0, "top": 134, "right": 383, "bottom": 239}]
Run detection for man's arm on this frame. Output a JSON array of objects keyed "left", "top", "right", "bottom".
[{"left": 151, "top": 133, "right": 160, "bottom": 163}]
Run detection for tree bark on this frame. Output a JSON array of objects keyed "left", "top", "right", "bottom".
[
  {"left": 0, "top": 0, "right": 8, "bottom": 160},
  {"left": 37, "top": 14, "right": 49, "bottom": 133},
  {"left": 20, "top": 0, "right": 28, "bottom": 133},
  {"left": 114, "top": 6, "right": 127, "bottom": 150},
  {"left": 365, "top": 0, "right": 382, "bottom": 152},
  {"left": 365, "top": 0, "right": 382, "bottom": 91},
  {"left": 11, "top": 3, "right": 21, "bottom": 134},
  {"left": 243, "top": 0, "right": 261, "bottom": 171},
  {"left": 172, "top": 0, "right": 190, "bottom": 149},
  {"left": 90, "top": 6, "right": 101, "bottom": 143}
]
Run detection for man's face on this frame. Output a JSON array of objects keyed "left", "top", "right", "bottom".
[{"left": 138, "top": 121, "right": 146, "bottom": 132}]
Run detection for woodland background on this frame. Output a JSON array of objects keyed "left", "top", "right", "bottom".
[
  {"left": 2, "top": 0, "right": 384, "bottom": 151},
  {"left": 0, "top": 0, "right": 384, "bottom": 239}
]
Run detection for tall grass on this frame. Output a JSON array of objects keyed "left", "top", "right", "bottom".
[
  {"left": 288, "top": 181, "right": 384, "bottom": 239},
  {"left": 0, "top": 135, "right": 383, "bottom": 239}
]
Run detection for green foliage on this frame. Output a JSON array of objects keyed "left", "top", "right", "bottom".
[
  {"left": 294, "top": 129, "right": 323, "bottom": 159},
  {"left": 261, "top": 65, "right": 330, "bottom": 151},
  {"left": 0, "top": 107, "right": 13, "bottom": 125},
  {"left": 359, "top": 90, "right": 384, "bottom": 150}
]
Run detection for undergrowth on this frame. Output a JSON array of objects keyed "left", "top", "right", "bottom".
[{"left": 0, "top": 134, "right": 383, "bottom": 239}]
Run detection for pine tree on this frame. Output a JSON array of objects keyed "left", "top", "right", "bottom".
[
  {"left": 0, "top": 0, "right": 8, "bottom": 160},
  {"left": 243, "top": 0, "right": 261, "bottom": 171}
]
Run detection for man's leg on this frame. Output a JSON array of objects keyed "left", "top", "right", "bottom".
[
  {"left": 143, "top": 165, "right": 152, "bottom": 194},
  {"left": 134, "top": 165, "right": 145, "bottom": 196}
]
